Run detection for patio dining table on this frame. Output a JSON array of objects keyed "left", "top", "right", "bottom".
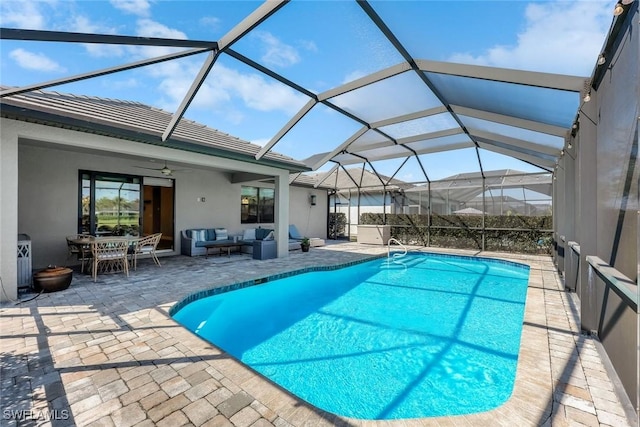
[{"left": 69, "top": 235, "right": 141, "bottom": 275}]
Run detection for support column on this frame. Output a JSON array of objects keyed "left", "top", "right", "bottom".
[
  {"left": 577, "top": 93, "right": 599, "bottom": 333},
  {"left": 556, "top": 155, "right": 566, "bottom": 273},
  {"left": 563, "top": 141, "right": 577, "bottom": 291},
  {"left": 0, "top": 120, "right": 19, "bottom": 302},
  {"left": 274, "top": 171, "right": 289, "bottom": 258}
]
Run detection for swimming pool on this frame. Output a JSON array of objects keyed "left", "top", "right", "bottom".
[{"left": 172, "top": 252, "right": 530, "bottom": 420}]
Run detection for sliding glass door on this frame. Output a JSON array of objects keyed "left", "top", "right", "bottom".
[{"left": 80, "top": 171, "right": 142, "bottom": 236}]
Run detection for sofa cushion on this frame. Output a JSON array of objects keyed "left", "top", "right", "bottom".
[
  {"left": 215, "top": 228, "right": 228, "bottom": 240},
  {"left": 192, "top": 229, "right": 207, "bottom": 242},
  {"left": 263, "top": 230, "right": 274, "bottom": 241},
  {"left": 206, "top": 229, "right": 216, "bottom": 241},
  {"left": 255, "top": 228, "right": 272, "bottom": 240},
  {"left": 289, "top": 224, "right": 303, "bottom": 240},
  {"left": 242, "top": 228, "right": 256, "bottom": 240}
]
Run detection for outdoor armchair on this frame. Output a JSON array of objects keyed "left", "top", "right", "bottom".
[
  {"left": 131, "top": 233, "right": 162, "bottom": 270},
  {"left": 90, "top": 238, "right": 130, "bottom": 282}
]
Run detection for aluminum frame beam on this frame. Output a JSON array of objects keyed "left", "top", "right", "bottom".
[
  {"left": 1, "top": 48, "right": 210, "bottom": 98},
  {"left": 450, "top": 105, "right": 568, "bottom": 137},
  {"left": 162, "top": 0, "right": 289, "bottom": 142},
  {"left": 477, "top": 142, "right": 555, "bottom": 169},
  {"left": 416, "top": 59, "right": 588, "bottom": 92},
  {"left": 0, "top": 28, "right": 217, "bottom": 49},
  {"left": 357, "top": 0, "right": 486, "bottom": 179},
  {"left": 317, "top": 62, "right": 412, "bottom": 101},
  {"left": 469, "top": 129, "right": 563, "bottom": 158}
]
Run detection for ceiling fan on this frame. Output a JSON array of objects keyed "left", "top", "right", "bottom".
[{"left": 134, "top": 161, "right": 186, "bottom": 176}]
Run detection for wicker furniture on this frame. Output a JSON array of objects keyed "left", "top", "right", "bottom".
[
  {"left": 66, "top": 234, "right": 93, "bottom": 273},
  {"left": 131, "top": 233, "right": 162, "bottom": 270},
  {"left": 90, "top": 238, "right": 130, "bottom": 282}
]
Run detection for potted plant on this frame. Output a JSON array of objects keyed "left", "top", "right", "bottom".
[{"left": 300, "top": 237, "right": 310, "bottom": 252}]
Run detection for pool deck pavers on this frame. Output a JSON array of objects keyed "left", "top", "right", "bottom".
[{"left": 1, "top": 242, "right": 637, "bottom": 427}]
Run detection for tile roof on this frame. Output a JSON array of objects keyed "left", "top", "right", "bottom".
[{"left": 0, "top": 87, "right": 309, "bottom": 172}]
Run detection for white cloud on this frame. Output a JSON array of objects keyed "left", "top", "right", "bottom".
[
  {"left": 71, "top": 15, "right": 126, "bottom": 58},
  {"left": 217, "top": 64, "right": 307, "bottom": 113},
  {"left": 254, "top": 31, "right": 300, "bottom": 68},
  {"left": 110, "top": 0, "right": 151, "bottom": 17},
  {"left": 136, "top": 18, "right": 188, "bottom": 39},
  {"left": 448, "top": 1, "right": 610, "bottom": 75},
  {"left": 149, "top": 54, "right": 307, "bottom": 124},
  {"left": 0, "top": 0, "right": 47, "bottom": 29},
  {"left": 298, "top": 40, "right": 318, "bottom": 53},
  {"left": 123, "top": 18, "right": 191, "bottom": 61},
  {"left": 199, "top": 16, "right": 222, "bottom": 31},
  {"left": 9, "top": 48, "right": 66, "bottom": 72}
]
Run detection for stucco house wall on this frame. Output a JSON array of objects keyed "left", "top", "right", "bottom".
[
  {"left": 16, "top": 141, "right": 327, "bottom": 269},
  {"left": 1, "top": 117, "right": 327, "bottom": 299}
]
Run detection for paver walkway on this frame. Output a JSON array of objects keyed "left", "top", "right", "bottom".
[{"left": 1, "top": 243, "right": 636, "bottom": 426}]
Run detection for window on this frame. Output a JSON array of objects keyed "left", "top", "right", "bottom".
[
  {"left": 241, "top": 186, "right": 274, "bottom": 224},
  {"left": 80, "top": 171, "right": 142, "bottom": 236}
]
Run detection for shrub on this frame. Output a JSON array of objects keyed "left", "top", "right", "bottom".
[
  {"left": 359, "top": 213, "right": 552, "bottom": 254},
  {"left": 329, "top": 212, "right": 347, "bottom": 238}
]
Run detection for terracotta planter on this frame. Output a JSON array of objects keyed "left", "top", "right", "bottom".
[{"left": 33, "top": 266, "right": 73, "bottom": 292}]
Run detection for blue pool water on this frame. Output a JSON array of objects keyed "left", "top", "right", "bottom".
[{"left": 173, "top": 253, "right": 530, "bottom": 420}]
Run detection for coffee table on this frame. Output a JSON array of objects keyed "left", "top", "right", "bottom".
[{"left": 204, "top": 243, "right": 243, "bottom": 258}]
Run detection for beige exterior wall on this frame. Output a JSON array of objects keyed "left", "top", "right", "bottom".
[{"left": 1, "top": 118, "right": 328, "bottom": 300}]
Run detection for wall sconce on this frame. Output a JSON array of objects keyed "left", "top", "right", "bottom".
[
  {"left": 613, "top": 1, "right": 624, "bottom": 16},
  {"left": 583, "top": 92, "right": 591, "bottom": 103},
  {"left": 309, "top": 194, "right": 317, "bottom": 206}
]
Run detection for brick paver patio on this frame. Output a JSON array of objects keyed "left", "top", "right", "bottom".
[{"left": 1, "top": 242, "right": 636, "bottom": 426}]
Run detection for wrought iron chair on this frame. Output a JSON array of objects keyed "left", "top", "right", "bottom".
[
  {"left": 130, "top": 233, "right": 162, "bottom": 270},
  {"left": 90, "top": 238, "right": 130, "bottom": 282}
]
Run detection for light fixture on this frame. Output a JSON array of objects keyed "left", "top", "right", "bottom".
[
  {"left": 597, "top": 54, "right": 606, "bottom": 66},
  {"left": 583, "top": 92, "right": 591, "bottom": 103},
  {"left": 613, "top": 1, "right": 624, "bottom": 15},
  {"left": 568, "top": 142, "right": 573, "bottom": 149},
  {"left": 309, "top": 194, "right": 317, "bottom": 206}
]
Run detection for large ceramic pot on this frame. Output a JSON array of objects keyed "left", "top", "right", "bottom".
[{"left": 33, "top": 266, "right": 73, "bottom": 292}]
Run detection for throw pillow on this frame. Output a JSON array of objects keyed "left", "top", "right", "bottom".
[
  {"left": 192, "top": 229, "right": 206, "bottom": 242},
  {"left": 215, "top": 228, "right": 228, "bottom": 241},
  {"left": 264, "top": 231, "right": 274, "bottom": 241},
  {"left": 242, "top": 228, "right": 256, "bottom": 240}
]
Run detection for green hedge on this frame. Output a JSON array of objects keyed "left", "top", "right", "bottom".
[
  {"left": 359, "top": 213, "right": 552, "bottom": 254},
  {"left": 329, "top": 212, "right": 347, "bottom": 238}
]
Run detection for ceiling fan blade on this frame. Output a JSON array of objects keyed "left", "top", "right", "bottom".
[{"left": 133, "top": 165, "right": 163, "bottom": 171}]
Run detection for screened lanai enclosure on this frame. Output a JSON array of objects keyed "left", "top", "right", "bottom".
[
  {"left": 322, "top": 167, "right": 552, "bottom": 253},
  {"left": 1, "top": 0, "right": 638, "bottom": 416}
]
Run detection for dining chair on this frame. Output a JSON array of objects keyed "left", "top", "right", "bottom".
[
  {"left": 65, "top": 234, "right": 91, "bottom": 273},
  {"left": 131, "top": 233, "right": 162, "bottom": 270},
  {"left": 90, "top": 238, "right": 130, "bottom": 282}
]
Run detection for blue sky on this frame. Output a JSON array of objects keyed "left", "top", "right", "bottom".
[{"left": 0, "top": 0, "right": 613, "bottom": 181}]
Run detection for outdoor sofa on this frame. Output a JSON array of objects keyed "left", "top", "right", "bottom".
[
  {"left": 180, "top": 228, "right": 235, "bottom": 257},
  {"left": 181, "top": 225, "right": 325, "bottom": 257}
]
